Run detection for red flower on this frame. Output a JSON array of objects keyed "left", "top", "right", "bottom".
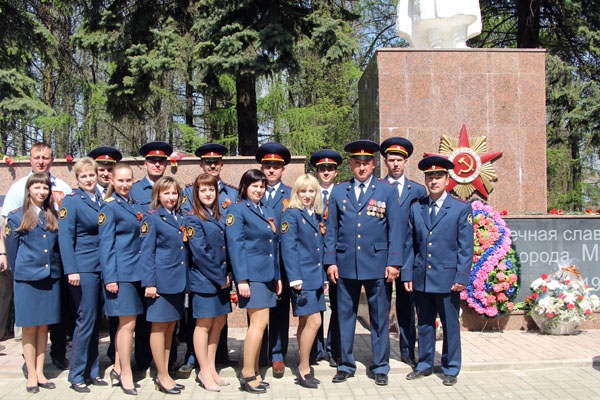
[
  {"left": 586, "top": 208, "right": 593, "bottom": 214},
  {"left": 585, "top": 309, "right": 592, "bottom": 315},
  {"left": 500, "top": 209, "right": 508, "bottom": 216},
  {"left": 66, "top": 154, "right": 74, "bottom": 163},
  {"left": 3, "top": 155, "right": 13, "bottom": 166},
  {"left": 541, "top": 273, "right": 548, "bottom": 280},
  {"left": 546, "top": 311, "right": 555, "bottom": 318},
  {"left": 230, "top": 293, "right": 238, "bottom": 304},
  {"left": 567, "top": 303, "right": 575, "bottom": 309},
  {"left": 550, "top": 209, "right": 558, "bottom": 215},
  {"left": 541, "top": 286, "right": 548, "bottom": 292},
  {"left": 532, "top": 293, "right": 539, "bottom": 300}
]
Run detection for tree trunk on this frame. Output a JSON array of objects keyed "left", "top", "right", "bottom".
[
  {"left": 517, "top": 0, "right": 540, "bottom": 48},
  {"left": 236, "top": 73, "right": 258, "bottom": 156}
]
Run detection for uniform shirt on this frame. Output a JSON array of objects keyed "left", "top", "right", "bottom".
[{"left": 2, "top": 172, "right": 72, "bottom": 217}]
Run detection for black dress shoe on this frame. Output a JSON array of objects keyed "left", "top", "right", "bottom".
[
  {"left": 406, "top": 370, "right": 433, "bottom": 380},
  {"left": 400, "top": 355, "right": 417, "bottom": 368},
  {"left": 174, "top": 383, "right": 185, "bottom": 390},
  {"left": 86, "top": 377, "right": 108, "bottom": 386},
  {"left": 374, "top": 373, "right": 388, "bottom": 386},
  {"left": 52, "top": 356, "right": 69, "bottom": 370},
  {"left": 238, "top": 374, "right": 267, "bottom": 394},
  {"left": 71, "top": 383, "right": 91, "bottom": 393},
  {"left": 38, "top": 381, "right": 56, "bottom": 389},
  {"left": 154, "top": 377, "right": 181, "bottom": 394},
  {"left": 26, "top": 385, "right": 39, "bottom": 394},
  {"left": 178, "top": 363, "right": 195, "bottom": 373},
  {"left": 443, "top": 375, "right": 457, "bottom": 386},
  {"left": 295, "top": 367, "right": 318, "bottom": 389},
  {"left": 332, "top": 371, "right": 354, "bottom": 383}
]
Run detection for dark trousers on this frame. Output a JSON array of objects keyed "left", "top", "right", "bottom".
[
  {"left": 386, "top": 278, "right": 417, "bottom": 360},
  {"left": 325, "top": 281, "right": 340, "bottom": 363}
]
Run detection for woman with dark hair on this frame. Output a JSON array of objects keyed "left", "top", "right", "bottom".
[
  {"left": 5, "top": 173, "right": 61, "bottom": 393},
  {"left": 99, "top": 162, "right": 143, "bottom": 396},
  {"left": 58, "top": 157, "right": 107, "bottom": 393},
  {"left": 185, "top": 173, "right": 231, "bottom": 392},
  {"left": 225, "top": 169, "right": 282, "bottom": 394},
  {"left": 139, "top": 176, "right": 187, "bottom": 395},
  {"left": 280, "top": 174, "right": 328, "bottom": 388}
]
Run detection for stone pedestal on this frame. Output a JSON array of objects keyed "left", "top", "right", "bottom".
[{"left": 359, "top": 48, "right": 547, "bottom": 213}]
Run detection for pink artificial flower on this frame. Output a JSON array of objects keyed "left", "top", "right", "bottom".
[
  {"left": 558, "top": 293, "right": 566, "bottom": 300},
  {"left": 585, "top": 309, "right": 592, "bottom": 315},
  {"left": 567, "top": 303, "right": 575, "bottom": 309},
  {"left": 496, "top": 272, "right": 506, "bottom": 282},
  {"left": 498, "top": 263, "right": 507, "bottom": 271},
  {"left": 546, "top": 311, "right": 555, "bottom": 318},
  {"left": 493, "top": 284, "right": 503, "bottom": 293},
  {"left": 486, "top": 295, "right": 496, "bottom": 306},
  {"left": 509, "top": 274, "right": 518, "bottom": 284},
  {"left": 496, "top": 293, "right": 507, "bottom": 303},
  {"left": 507, "top": 302, "right": 514, "bottom": 311}
]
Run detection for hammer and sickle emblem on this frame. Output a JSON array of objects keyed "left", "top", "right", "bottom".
[{"left": 457, "top": 155, "right": 475, "bottom": 175}]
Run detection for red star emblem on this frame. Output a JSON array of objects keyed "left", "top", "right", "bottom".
[{"left": 425, "top": 125, "right": 502, "bottom": 200}]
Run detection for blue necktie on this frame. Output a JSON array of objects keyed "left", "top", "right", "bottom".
[{"left": 358, "top": 183, "right": 365, "bottom": 204}]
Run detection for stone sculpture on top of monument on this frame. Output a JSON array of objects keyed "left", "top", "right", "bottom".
[{"left": 396, "top": 0, "right": 482, "bottom": 48}]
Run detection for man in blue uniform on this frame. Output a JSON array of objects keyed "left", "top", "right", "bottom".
[
  {"left": 324, "top": 140, "right": 403, "bottom": 386},
  {"left": 179, "top": 143, "right": 238, "bottom": 372},
  {"left": 256, "top": 142, "right": 292, "bottom": 377},
  {"left": 380, "top": 137, "right": 426, "bottom": 369},
  {"left": 310, "top": 149, "right": 342, "bottom": 368},
  {"left": 402, "top": 156, "right": 473, "bottom": 386},
  {"left": 129, "top": 141, "right": 172, "bottom": 372},
  {"left": 88, "top": 146, "right": 122, "bottom": 200},
  {"left": 130, "top": 141, "right": 172, "bottom": 207}
]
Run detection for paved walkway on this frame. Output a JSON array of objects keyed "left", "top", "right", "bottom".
[{"left": 1, "top": 320, "right": 599, "bottom": 399}]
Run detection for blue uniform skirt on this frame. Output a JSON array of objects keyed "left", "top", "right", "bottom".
[
  {"left": 103, "top": 281, "right": 143, "bottom": 317},
  {"left": 192, "top": 290, "right": 232, "bottom": 318},
  {"left": 238, "top": 280, "right": 277, "bottom": 309},
  {"left": 291, "top": 287, "right": 326, "bottom": 317},
  {"left": 14, "top": 277, "right": 61, "bottom": 327},
  {"left": 146, "top": 292, "right": 185, "bottom": 322}
]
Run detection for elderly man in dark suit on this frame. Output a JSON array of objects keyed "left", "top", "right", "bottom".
[
  {"left": 402, "top": 155, "right": 473, "bottom": 386},
  {"left": 324, "top": 140, "right": 402, "bottom": 386}
]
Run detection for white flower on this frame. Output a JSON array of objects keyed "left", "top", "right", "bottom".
[
  {"left": 546, "top": 280, "right": 560, "bottom": 290},
  {"left": 530, "top": 278, "right": 544, "bottom": 290}
]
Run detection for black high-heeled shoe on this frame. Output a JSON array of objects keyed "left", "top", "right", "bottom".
[
  {"left": 109, "top": 369, "right": 121, "bottom": 387},
  {"left": 174, "top": 383, "right": 185, "bottom": 390},
  {"left": 255, "top": 372, "right": 270, "bottom": 387},
  {"left": 295, "top": 367, "right": 318, "bottom": 389},
  {"left": 120, "top": 385, "right": 138, "bottom": 396},
  {"left": 238, "top": 373, "right": 267, "bottom": 394},
  {"left": 154, "top": 377, "right": 181, "bottom": 395}
]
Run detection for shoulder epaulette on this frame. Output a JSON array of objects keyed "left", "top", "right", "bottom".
[
  {"left": 9, "top": 207, "right": 23, "bottom": 215},
  {"left": 452, "top": 195, "right": 470, "bottom": 204},
  {"left": 184, "top": 183, "right": 193, "bottom": 188},
  {"left": 105, "top": 197, "right": 115, "bottom": 203},
  {"left": 377, "top": 178, "right": 393, "bottom": 185},
  {"left": 222, "top": 181, "right": 237, "bottom": 190},
  {"left": 336, "top": 180, "right": 349, "bottom": 186},
  {"left": 282, "top": 183, "right": 291, "bottom": 189},
  {"left": 147, "top": 209, "right": 158, "bottom": 215},
  {"left": 67, "top": 191, "right": 78, "bottom": 196}
]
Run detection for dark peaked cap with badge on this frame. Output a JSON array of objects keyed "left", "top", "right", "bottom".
[
  {"left": 195, "top": 143, "right": 228, "bottom": 162},
  {"left": 139, "top": 141, "right": 173, "bottom": 160},
  {"left": 255, "top": 142, "right": 291, "bottom": 165},
  {"left": 380, "top": 137, "right": 414, "bottom": 158},
  {"left": 310, "top": 149, "right": 342, "bottom": 168},
  {"left": 88, "top": 146, "right": 122, "bottom": 164},
  {"left": 344, "top": 140, "right": 380, "bottom": 160},
  {"left": 418, "top": 155, "right": 455, "bottom": 173}
]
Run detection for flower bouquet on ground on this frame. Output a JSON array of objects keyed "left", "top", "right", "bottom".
[
  {"left": 461, "top": 201, "right": 520, "bottom": 318},
  {"left": 526, "top": 263, "right": 600, "bottom": 335}
]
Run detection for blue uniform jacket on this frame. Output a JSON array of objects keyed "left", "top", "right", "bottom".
[
  {"left": 130, "top": 177, "right": 153, "bottom": 209},
  {"left": 181, "top": 180, "right": 239, "bottom": 215},
  {"left": 280, "top": 208, "right": 326, "bottom": 290},
  {"left": 139, "top": 207, "right": 188, "bottom": 294},
  {"left": 58, "top": 188, "right": 102, "bottom": 274},
  {"left": 98, "top": 193, "right": 143, "bottom": 284},
  {"left": 185, "top": 212, "right": 229, "bottom": 294},
  {"left": 225, "top": 200, "right": 280, "bottom": 283},
  {"left": 401, "top": 194, "right": 474, "bottom": 292},
  {"left": 265, "top": 184, "right": 291, "bottom": 222},
  {"left": 324, "top": 177, "right": 403, "bottom": 280},
  {"left": 5, "top": 209, "right": 62, "bottom": 281}
]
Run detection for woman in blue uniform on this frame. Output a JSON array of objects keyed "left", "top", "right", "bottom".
[
  {"left": 58, "top": 158, "right": 107, "bottom": 393},
  {"left": 98, "top": 163, "right": 143, "bottom": 396},
  {"left": 139, "top": 176, "right": 187, "bottom": 395},
  {"left": 226, "top": 169, "right": 282, "bottom": 394},
  {"left": 4, "top": 173, "right": 61, "bottom": 393},
  {"left": 280, "top": 174, "right": 328, "bottom": 388},
  {"left": 185, "top": 173, "right": 231, "bottom": 392}
]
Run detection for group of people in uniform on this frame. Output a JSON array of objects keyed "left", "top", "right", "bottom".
[{"left": 0, "top": 136, "right": 474, "bottom": 394}]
